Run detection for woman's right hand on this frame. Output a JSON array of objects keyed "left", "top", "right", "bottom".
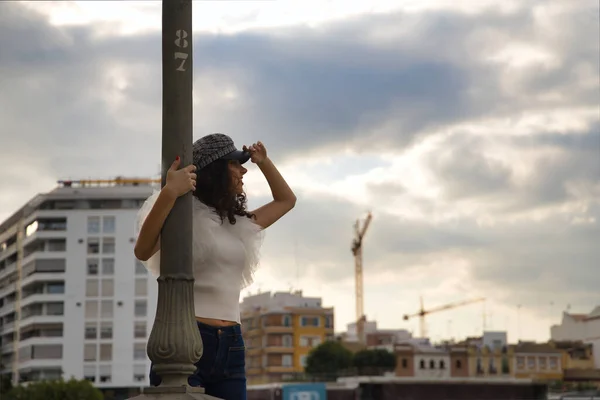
[{"left": 165, "top": 157, "right": 197, "bottom": 198}]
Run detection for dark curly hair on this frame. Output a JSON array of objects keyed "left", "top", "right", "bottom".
[{"left": 193, "top": 159, "right": 254, "bottom": 224}]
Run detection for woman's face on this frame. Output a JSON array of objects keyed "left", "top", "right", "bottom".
[{"left": 228, "top": 160, "right": 247, "bottom": 194}]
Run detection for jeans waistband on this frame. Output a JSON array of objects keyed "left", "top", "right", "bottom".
[{"left": 196, "top": 320, "right": 242, "bottom": 335}]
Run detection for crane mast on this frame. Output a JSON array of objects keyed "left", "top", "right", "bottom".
[{"left": 352, "top": 212, "right": 372, "bottom": 344}]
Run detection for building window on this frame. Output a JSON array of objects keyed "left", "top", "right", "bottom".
[
  {"left": 134, "top": 343, "right": 146, "bottom": 360},
  {"left": 456, "top": 359, "right": 462, "bottom": 369},
  {"left": 527, "top": 357, "right": 536, "bottom": 370},
  {"left": 87, "top": 259, "right": 99, "bottom": 275},
  {"left": 99, "top": 365, "right": 112, "bottom": 383},
  {"left": 282, "top": 355, "right": 293, "bottom": 367},
  {"left": 134, "top": 321, "right": 146, "bottom": 338},
  {"left": 84, "top": 365, "right": 96, "bottom": 382},
  {"left": 300, "top": 335, "right": 321, "bottom": 348},
  {"left": 429, "top": 360, "right": 435, "bottom": 369},
  {"left": 420, "top": 360, "right": 425, "bottom": 369},
  {"left": 135, "top": 278, "right": 147, "bottom": 296},
  {"left": 100, "top": 322, "right": 112, "bottom": 339},
  {"left": 102, "top": 259, "right": 114, "bottom": 275},
  {"left": 85, "top": 322, "right": 97, "bottom": 339},
  {"left": 87, "top": 217, "right": 100, "bottom": 234},
  {"left": 47, "top": 239, "right": 66, "bottom": 252},
  {"left": 283, "top": 335, "right": 293, "bottom": 347},
  {"left": 134, "top": 364, "right": 146, "bottom": 382},
  {"left": 99, "top": 344, "right": 112, "bottom": 361},
  {"left": 47, "top": 282, "right": 65, "bottom": 294},
  {"left": 84, "top": 344, "right": 97, "bottom": 361},
  {"left": 439, "top": 360, "right": 445, "bottom": 369},
  {"left": 46, "top": 302, "right": 64, "bottom": 315},
  {"left": 102, "top": 238, "right": 115, "bottom": 254},
  {"left": 325, "top": 316, "right": 333, "bottom": 328},
  {"left": 85, "top": 301, "right": 98, "bottom": 318},
  {"left": 516, "top": 356, "right": 525, "bottom": 370},
  {"left": 300, "top": 355, "right": 308, "bottom": 367},
  {"left": 86, "top": 279, "right": 99, "bottom": 297},
  {"left": 402, "top": 358, "right": 408, "bottom": 368},
  {"left": 549, "top": 357, "right": 558, "bottom": 370},
  {"left": 539, "top": 356, "right": 547, "bottom": 370},
  {"left": 135, "top": 300, "right": 147, "bottom": 317},
  {"left": 502, "top": 356, "right": 510, "bottom": 374},
  {"left": 135, "top": 260, "right": 147, "bottom": 275},
  {"left": 100, "top": 300, "right": 113, "bottom": 318},
  {"left": 87, "top": 238, "right": 100, "bottom": 254},
  {"left": 101, "top": 279, "right": 114, "bottom": 297},
  {"left": 300, "top": 316, "right": 320, "bottom": 327},
  {"left": 102, "top": 216, "right": 116, "bottom": 233},
  {"left": 282, "top": 315, "right": 292, "bottom": 327}
]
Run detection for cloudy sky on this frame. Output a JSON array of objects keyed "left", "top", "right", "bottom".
[{"left": 1, "top": 0, "right": 598, "bottom": 343}]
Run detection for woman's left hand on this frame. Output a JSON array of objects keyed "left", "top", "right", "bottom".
[{"left": 243, "top": 141, "right": 268, "bottom": 165}]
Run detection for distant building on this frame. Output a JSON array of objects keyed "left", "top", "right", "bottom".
[
  {"left": 343, "top": 320, "right": 378, "bottom": 343},
  {"left": 240, "top": 291, "right": 335, "bottom": 384},
  {"left": 0, "top": 179, "right": 158, "bottom": 392},
  {"left": 394, "top": 341, "right": 451, "bottom": 379},
  {"left": 366, "top": 329, "right": 412, "bottom": 352},
  {"left": 512, "top": 342, "right": 562, "bottom": 381},
  {"left": 551, "top": 307, "right": 600, "bottom": 368},
  {"left": 467, "top": 331, "right": 511, "bottom": 378}
]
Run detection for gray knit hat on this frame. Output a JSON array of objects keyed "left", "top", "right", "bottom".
[{"left": 192, "top": 133, "right": 251, "bottom": 170}]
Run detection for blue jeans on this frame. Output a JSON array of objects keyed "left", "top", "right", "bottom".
[{"left": 149, "top": 321, "right": 247, "bottom": 400}]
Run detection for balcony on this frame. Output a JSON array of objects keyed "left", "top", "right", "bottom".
[
  {"left": 2, "top": 341, "right": 15, "bottom": 354},
  {"left": 264, "top": 366, "right": 295, "bottom": 373},
  {"left": 246, "top": 328, "right": 263, "bottom": 337},
  {"left": 264, "top": 346, "right": 295, "bottom": 354},
  {"left": 18, "top": 337, "right": 63, "bottom": 350},
  {"left": 246, "top": 366, "right": 262, "bottom": 375},
  {"left": 0, "top": 262, "right": 16, "bottom": 282},
  {"left": 0, "top": 300, "right": 16, "bottom": 317},
  {"left": 262, "top": 325, "right": 294, "bottom": 334},
  {"left": 20, "top": 294, "right": 66, "bottom": 310},
  {"left": 17, "top": 358, "right": 63, "bottom": 371},
  {"left": 0, "top": 243, "right": 17, "bottom": 261},
  {"left": 246, "top": 347, "right": 262, "bottom": 356}
]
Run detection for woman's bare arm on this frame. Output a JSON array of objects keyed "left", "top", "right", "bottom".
[
  {"left": 134, "top": 187, "right": 177, "bottom": 261},
  {"left": 245, "top": 142, "right": 296, "bottom": 229},
  {"left": 134, "top": 157, "right": 197, "bottom": 261}
]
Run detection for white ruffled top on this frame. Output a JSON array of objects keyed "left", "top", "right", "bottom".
[{"left": 135, "top": 190, "right": 264, "bottom": 323}]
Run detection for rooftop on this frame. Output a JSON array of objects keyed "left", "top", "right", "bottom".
[{"left": 1, "top": 177, "right": 157, "bottom": 234}]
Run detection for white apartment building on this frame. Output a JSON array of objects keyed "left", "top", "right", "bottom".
[
  {"left": 0, "top": 179, "right": 158, "bottom": 390},
  {"left": 550, "top": 306, "right": 600, "bottom": 368}
]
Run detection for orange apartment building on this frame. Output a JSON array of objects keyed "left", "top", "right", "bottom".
[{"left": 240, "top": 291, "right": 335, "bottom": 384}]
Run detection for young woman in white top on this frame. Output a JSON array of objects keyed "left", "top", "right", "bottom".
[{"left": 134, "top": 133, "right": 296, "bottom": 399}]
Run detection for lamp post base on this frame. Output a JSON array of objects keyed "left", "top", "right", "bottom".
[{"left": 128, "top": 385, "right": 222, "bottom": 399}]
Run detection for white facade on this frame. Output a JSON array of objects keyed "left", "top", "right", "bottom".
[
  {"left": 0, "top": 182, "right": 158, "bottom": 388},
  {"left": 412, "top": 344, "right": 451, "bottom": 379},
  {"left": 550, "top": 307, "right": 600, "bottom": 368},
  {"left": 344, "top": 320, "right": 378, "bottom": 342},
  {"left": 482, "top": 331, "right": 507, "bottom": 350}
]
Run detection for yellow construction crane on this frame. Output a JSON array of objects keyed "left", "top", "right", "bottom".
[
  {"left": 403, "top": 296, "right": 486, "bottom": 338},
  {"left": 351, "top": 212, "right": 372, "bottom": 344}
]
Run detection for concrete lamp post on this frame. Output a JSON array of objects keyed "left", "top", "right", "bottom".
[{"left": 129, "top": 1, "right": 220, "bottom": 399}]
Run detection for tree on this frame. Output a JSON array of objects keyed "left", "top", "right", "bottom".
[
  {"left": 4, "top": 378, "right": 103, "bottom": 400},
  {"left": 305, "top": 341, "right": 353, "bottom": 379},
  {"left": 352, "top": 349, "right": 396, "bottom": 375}
]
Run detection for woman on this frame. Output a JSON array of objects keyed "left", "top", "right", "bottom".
[{"left": 134, "top": 133, "right": 296, "bottom": 399}]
